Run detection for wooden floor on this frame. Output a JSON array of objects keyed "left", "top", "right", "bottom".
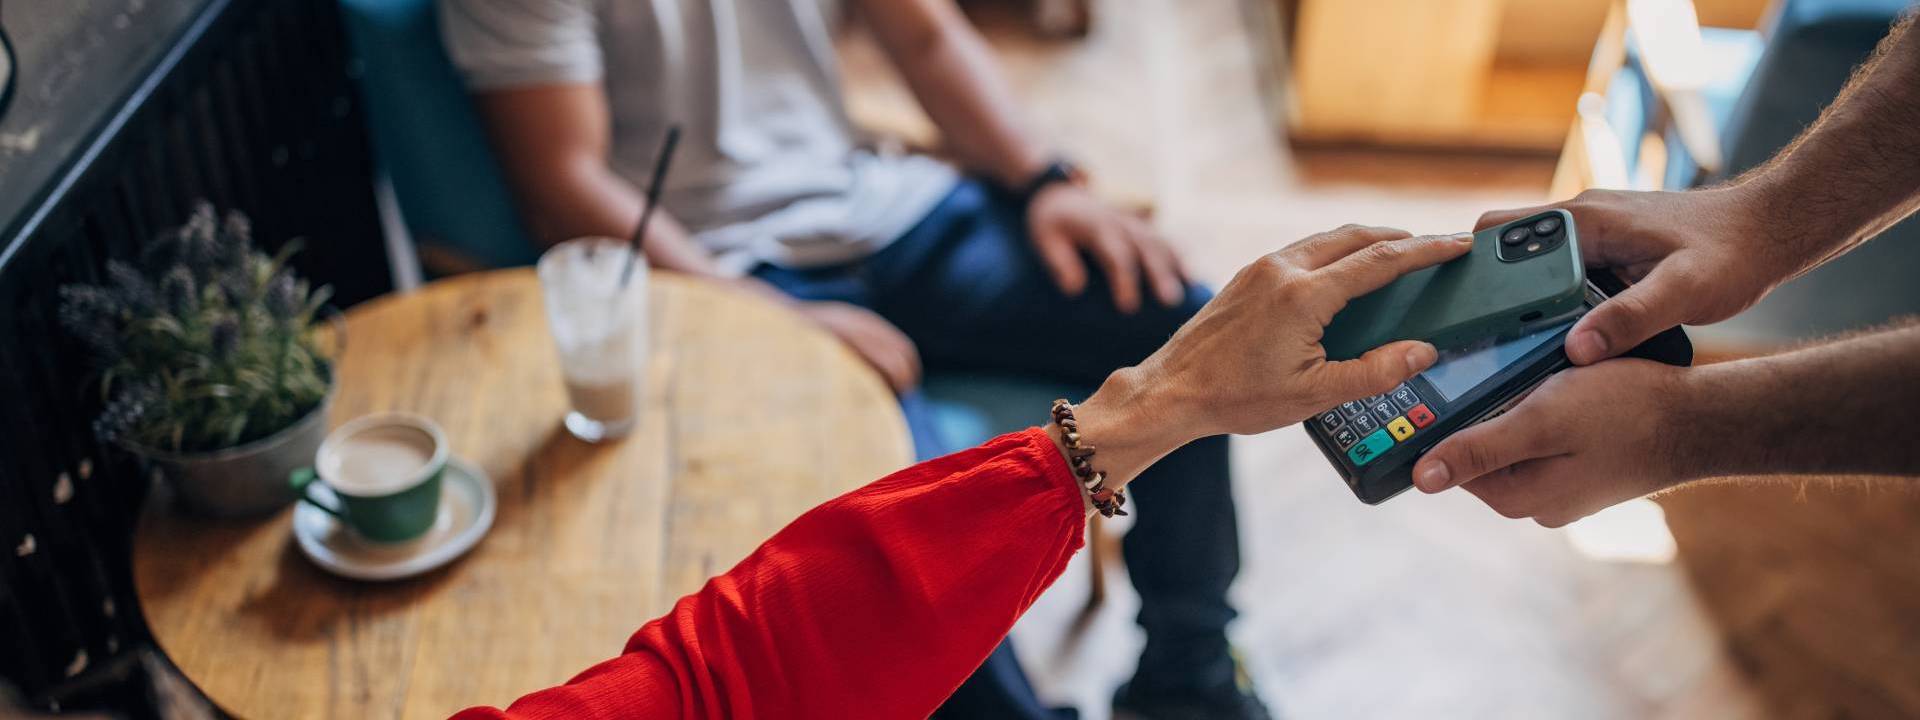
[
  {"left": 1662, "top": 480, "right": 1920, "bottom": 719},
  {"left": 845, "top": 1, "right": 1920, "bottom": 718}
]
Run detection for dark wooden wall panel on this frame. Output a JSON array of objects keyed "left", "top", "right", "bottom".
[{"left": 0, "top": 0, "right": 391, "bottom": 708}]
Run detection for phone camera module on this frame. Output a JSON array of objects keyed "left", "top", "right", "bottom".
[{"left": 1498, "top": 214, "right": 1568, "bottom": 262}]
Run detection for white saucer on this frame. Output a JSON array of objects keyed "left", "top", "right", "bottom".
[{"left": 293, "top": 457, "right": 496, "bottom": 581}]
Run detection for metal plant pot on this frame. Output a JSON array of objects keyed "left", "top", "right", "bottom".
[{"left": 133, "top": 395, "right": 333, "bottom": 518}]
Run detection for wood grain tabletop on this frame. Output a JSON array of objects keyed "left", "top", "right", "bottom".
[{"left": 131, "top": 268, "right": 913, "bottom": 718}]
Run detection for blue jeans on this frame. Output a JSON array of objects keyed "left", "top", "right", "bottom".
[{"left": 753, "top": 180, "right": 1241, "bottom": 716}]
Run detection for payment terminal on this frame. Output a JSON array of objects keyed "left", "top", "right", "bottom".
[{"left": 1306, "top": 272, "right": 1694, "bottom": 504}]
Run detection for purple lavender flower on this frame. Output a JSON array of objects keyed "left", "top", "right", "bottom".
[
  {"left": 264, "top": 271, "right": 298, "bottom": 321},
  {"left": 209, "top": 316, "right": 240, "bottom": 358},
  {"left": 105, "top": 261, "right": 155, "bottom": 314},
  {"left": 218, "top": 210, "right": 253, "bottom": 270},
  {"left": 177, "top": 204, "right": 221, "bottom": 282},
  {"left": 160, "top": 267, "right": 198, "bottom": 317},
  {"left": 92, "top": 382, "right": 157, "bottom": 444}
]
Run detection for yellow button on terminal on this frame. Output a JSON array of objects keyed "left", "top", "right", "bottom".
[{"left": 1386, "top": 416, "right": 1415, "bottom": 441}]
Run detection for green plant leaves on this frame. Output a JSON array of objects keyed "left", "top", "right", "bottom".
[{"left": 58, "top": 203, "right": 335, "bottom": 453}]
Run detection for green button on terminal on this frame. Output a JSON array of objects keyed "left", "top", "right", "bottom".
[{"left": 1346, "top": 428, "right": 1395, "bottom": 466}]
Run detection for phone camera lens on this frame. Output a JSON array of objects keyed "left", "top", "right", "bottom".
[
  {"left": 1501, "top": 227, "right": 1532, "bottom": 246},
  {"left": 1531, "top": 216, "right": 1562, "bottom": 235}
]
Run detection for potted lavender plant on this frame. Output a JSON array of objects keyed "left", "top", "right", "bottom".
[{"left": 60, "top": 203, "right": 336, "bottom": 517}]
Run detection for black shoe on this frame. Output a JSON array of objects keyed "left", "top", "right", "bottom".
[{"left": 1111, "top": 652, "right": 1274, "bottom": 720}]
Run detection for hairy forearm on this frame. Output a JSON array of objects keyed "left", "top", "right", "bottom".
[
  {"left": 1676, "top": 321, "right": 1920, "bottom": 479},
  {"left": 862, "top": 0, "right": 1049, "bottom": 187},
  {"left": 508, "top": 159, "right": 718, "bottom": 275},
  {"left": 515, "top": 171, "right": 794, "bottom": 305},
  {"left": 1737, "top": 12, "right": 1920, "bottom": 272},
  {"left": 472, "top": 86, "right": 720, "bottom": 276}
]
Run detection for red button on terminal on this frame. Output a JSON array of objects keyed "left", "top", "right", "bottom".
[{"left": 1407, "top": 403, "right": 1435, "bottom": 428}]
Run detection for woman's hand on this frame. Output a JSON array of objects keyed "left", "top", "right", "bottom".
[{"left": 1063, "top": 226, "right": 1475, "bottom": 487}]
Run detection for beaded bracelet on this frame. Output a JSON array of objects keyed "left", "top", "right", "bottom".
[{"left": 1050, "top": 399, "right": 1128, "bottom": 517}]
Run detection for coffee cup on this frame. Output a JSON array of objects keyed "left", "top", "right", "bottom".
[{"left": 290, "top": 413, "right": 448, "bottom": 543}]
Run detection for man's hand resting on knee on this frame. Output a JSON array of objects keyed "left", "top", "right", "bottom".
[
  {"left": 1029, "top": 184, "right": 1187, "bottom": 315},
  {"left": 796, "top": 301, "right": 923, "bottom": 394}
]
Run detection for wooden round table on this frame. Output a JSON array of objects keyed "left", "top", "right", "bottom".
[{"left": 131, "top": 269, "right": 913, "bottom": 718}]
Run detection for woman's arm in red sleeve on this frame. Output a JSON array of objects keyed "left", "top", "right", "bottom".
[
  {"left": 448, "top": 224, "right": 1467, "bottom": 720},
  {"left": 450, "top": 428, "right": 1086, "bottom": 720}
]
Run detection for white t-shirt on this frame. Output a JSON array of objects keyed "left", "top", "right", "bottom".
[{"left": 440, "top": 0, "right": 960, "bottom": 274}]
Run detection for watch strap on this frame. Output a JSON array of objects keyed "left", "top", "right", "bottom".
[{"left": 1013, "top": 160, "right": 1083, "bottom": 208}]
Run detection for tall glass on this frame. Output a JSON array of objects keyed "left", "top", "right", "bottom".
[{"left": 537, "top": 237, "right": 647, "bottom": 442}]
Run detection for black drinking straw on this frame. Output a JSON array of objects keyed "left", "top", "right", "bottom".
[{"left": 620, "top": 124, "right": 682, "bottom": 288}]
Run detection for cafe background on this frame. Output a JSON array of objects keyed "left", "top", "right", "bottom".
[{"left": 2, "top": 0, "right": 1917, "bottom": 717}]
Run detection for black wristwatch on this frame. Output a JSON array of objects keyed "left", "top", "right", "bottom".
[{"left": 1013, "top": 159, "right": 1086, "bottom": 210}]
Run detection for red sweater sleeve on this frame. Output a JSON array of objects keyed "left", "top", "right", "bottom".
[{"left": 450, "top": 428, "right": 1086, "bottom": 720}]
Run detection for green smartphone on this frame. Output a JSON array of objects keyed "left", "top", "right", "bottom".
[{"left": 1321, "top": 210, "right": 1586, "bottom": 361}]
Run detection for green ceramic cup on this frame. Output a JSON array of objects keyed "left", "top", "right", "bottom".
[{"left": 290, "top": 413, "right": 448, "bottom": 543}]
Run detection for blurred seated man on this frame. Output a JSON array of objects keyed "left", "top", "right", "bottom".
[
  {"left": 1414, "top": 11, "right": 1920, "bottom": 525},
  {"left": 439, "top": 0, "right": 1264, "bottom": 717}
]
